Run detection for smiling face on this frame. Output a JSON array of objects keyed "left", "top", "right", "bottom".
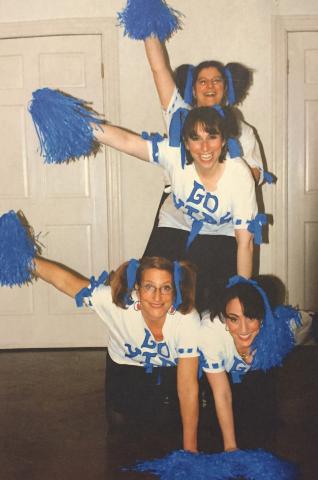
[
  {"left": 136, "top": 268, "right": 174, "bottom": 326},
  {"left": 193, "top": 66, "right": 225, "bottom": 107},
  {"left": 185, "top": 122, "right": 225, "bottom": 174},
  {"left": 225, "top": 297, "right": 261, "bottom": 353}
]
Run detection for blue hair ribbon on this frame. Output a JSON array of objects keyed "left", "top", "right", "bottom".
[
  {"left": 212, "top": 106, "right": 241, "bottom": 158},
  {"left": 247, "top": 213, "right": 267, "bottom": 245},
  {"left": 212, "top": 104, "right": 225, "bottom": 117},
  {"left": 227, "top": 275, "right": 299, "bottom": 372},
  {"left": 124, "top": 258, "right": 140, "bottom": 306},
  {"left": 141, "top": 131, "right": 164, "bottom": 163},
  {"left": 173, "top": 260, "right": 183, "bottom": 309},
  {"left": 227, "top": 137, "right": 242, "bottom": 158},
  {"left": 224, "top": 67, "right": 236, "bottom": 105},
  {"left": 75, "top": 270, "right": 109, "bottom": 307},
  {"left": 117, "top": 0, "right": 183, "bottom": 42},
  {"left": 183, "top": 65, "right": 194, "bottom": 105},
  {"left": 169, "top": 107, "right": 189, "bottom": 147},
  {"left": 186, "top": 219, "right": 204, "bottom": 249}
]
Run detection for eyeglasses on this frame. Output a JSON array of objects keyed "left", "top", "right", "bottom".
[
  {"left": 197, "top": 77, "right": 224, "bottom": 87},
  {"left": 140, "top": 283, "right": 174, "bottom": 295}
]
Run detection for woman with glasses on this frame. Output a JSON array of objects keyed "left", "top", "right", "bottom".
[{"left": 33, "top": 254, "right": 200, "bottom": 452}]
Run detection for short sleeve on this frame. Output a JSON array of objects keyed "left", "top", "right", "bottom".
[
  {"left": 175, "top": 311, "right": 201, "bottom": 359},
  {"left": 163, "top": 87, "right": 191, "bottom": 133},
  {"left": 230, "top": 161, "right": 258, "bottom": 230},
  {"left": 81, "top": 284, "right": 114, "bottom": 328},
  {"left": 199, "top": 317, "right": 227, "bottom": 373},
  {"left": 239, "top": 122, "right": 264, "bottom": 185}
]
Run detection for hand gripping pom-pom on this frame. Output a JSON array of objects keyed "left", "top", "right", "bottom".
[
  {"left": 29, "top": 88, "right": 104, "bottom": 164},
  {"left": 0, "top": 210, "right": 40, "bottom": 287},
  {"left": 129, "top": 448, "right": 299, "bottom": 480},
  {"left": 117, "top": 0, "right": 183, "bottom": 41}
]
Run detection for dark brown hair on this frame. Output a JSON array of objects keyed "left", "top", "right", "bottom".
[{"left": 182, "top": 106, "right": 240, "bottom": 164}]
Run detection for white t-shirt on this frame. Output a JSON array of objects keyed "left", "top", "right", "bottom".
[
  {"left": 163, "top": 87, "right": 264, "bottom": 183},
  {"left": 83, "top": 283, "right": 200, "bottom": 371},
  {"left": 147, "top": 139, "right": 257, "bottom": 237},
  {"left": 199, "top": 313, "right": 254, "bottom": 383}
]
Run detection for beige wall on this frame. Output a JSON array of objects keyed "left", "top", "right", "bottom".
[{"left": 1, "top": 0, "right": 318, "bottom": 271}]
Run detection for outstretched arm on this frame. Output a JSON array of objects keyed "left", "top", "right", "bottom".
[
  {"left": 206, "top": 371, "right": 237, "bottom": 451},
  {"left": 144, "top": 37, "right": 176, "bottom": 111},
  {"left": 34, "top": 257, "right": 89, "bottom": 298},
  {"left": 93, "top": 123, "right": 150, "bottom": 162},
  {"left": 177, "top": 356, "right": 199, "bottom": 452}
]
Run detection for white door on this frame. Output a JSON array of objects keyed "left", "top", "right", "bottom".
[
  {"left": 288, "top": 32, "right": 318, "bottom": 310},
  {"left": 0, "top": 34, "right": 109, "bottom": 347}
]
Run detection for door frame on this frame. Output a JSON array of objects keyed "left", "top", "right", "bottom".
[
  {"left": 272, "top": 15, "right": 318, "bottom": 295},
  {"left": 0, "top": 18, "right": 123, "bottom": 269}
]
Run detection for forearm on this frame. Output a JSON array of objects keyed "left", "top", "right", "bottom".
[
  {"left": 92, "top": 123, "right": 150, "bottom": 161},
  {"left": 178, "top": 381, "right": 199, "bottom": 452},
  {"left": 144, "top": 37, "right": 176, "bottom": 110},
  {"left": 236, "top": 233, "right": 253, "bottom": 278},
  {"left": 34, "top": 257, "right": 89, "bottom": 298},
  {"left": 213, "top": 389, "right": 237, "bottom": 451}
]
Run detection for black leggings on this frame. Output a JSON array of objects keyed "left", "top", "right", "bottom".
[{"left": 105, "top": 352, "right": 181, "bottom": 431}]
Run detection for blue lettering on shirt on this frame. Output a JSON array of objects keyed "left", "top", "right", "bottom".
[
  {"left": 203, "top": 192, "right": 218, "bottom": 214},
  {"left": 141, "top": 328, "right": 157, "bottom": 349},
  {"left": 124, "top": 344, "right": 142, "bottom": 359},
  {"left": 220, "top": 211, "right": 232, "bottom": 224},
  {"left": 124, "top": 328, "right": 178, "bottom": 371},
  {"left": 173, "top": 194, "right": 184, "bottom": 210}
]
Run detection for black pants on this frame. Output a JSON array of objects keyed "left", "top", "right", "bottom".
[
  {"left": 144, "top": 225, "right": 236, "bottom": 312},
  {"left": 105, "top": 352, "right": 181, "bottom": 433}
]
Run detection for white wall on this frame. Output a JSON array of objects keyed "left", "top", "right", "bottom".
[{"left": 1, "top": 0, "right": 318, "bottom": 270}]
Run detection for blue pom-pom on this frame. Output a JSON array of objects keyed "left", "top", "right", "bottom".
[
  {"left": 130, "top": 449, "right": 299, "bottom": 480},
  {"left": 29, "top": 88, "right": 104, "bottom": 164},
  {"left": 0, "top": 211, "right": 38, "bottom": 287},
  {"left": 117, "top": 0, "right": 183, "bottom": 41}
]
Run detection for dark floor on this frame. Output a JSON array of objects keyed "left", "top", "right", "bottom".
[{"left": 0, "top": 347, "right": 317, "bottom": 480}]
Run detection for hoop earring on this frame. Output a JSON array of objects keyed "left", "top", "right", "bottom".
[
  {"left": 134, "top": 300, "right": 141, "bottom": 311},
  {"left": 168, "top": 305, "right": 176, "bottom": 315}
]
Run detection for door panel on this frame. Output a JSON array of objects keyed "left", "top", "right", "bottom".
[
  {"left": 0, "top": 34, "right": 109, "bottom": 347},
  {"left": 288, "top": 32, "right": 318, "bottom": 310}
]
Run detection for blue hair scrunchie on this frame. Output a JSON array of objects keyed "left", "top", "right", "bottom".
[
  {"left": 172, "top": 261, "right": 183, "bottom": 309},
  {"left": 124, "top": 258, "right": 140, "bottom": 307},
  {"left": 212, "top": 106, "right": 241, "bottom": 158},
  {"left": 75, "top": 270, "right": 109, "bottom": 307},
  {"left": 227, "top": 275, "right": 300, "bottom": 372},
  {"left": 183, "top": 65, "right": 195, "bottom": 105}
]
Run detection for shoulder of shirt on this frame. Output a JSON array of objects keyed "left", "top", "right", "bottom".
[
  {"left": 177, "top": 308, "right": 201, "bottom": 323},
  {"left": 201, "top": 313, "right": 223, "bottom": 329},
  {"left": 226, "top": 156, "right": 251, "bottom": 174}
]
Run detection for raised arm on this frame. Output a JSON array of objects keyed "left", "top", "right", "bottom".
[
  {"left": 177, "top": 356, "right": 199, "bottom": 452},
  {"left": 34, "top": 257, "right": 89, "bottom": 298},
  {"left": 93, "top": 123, "right": 150, "bottom": 162},
  {"left": 144, "top": 37, "right": 176, "bottom": 111},
  {"left": 206, "top": 371, "right": 237, "bottom": 451}
]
